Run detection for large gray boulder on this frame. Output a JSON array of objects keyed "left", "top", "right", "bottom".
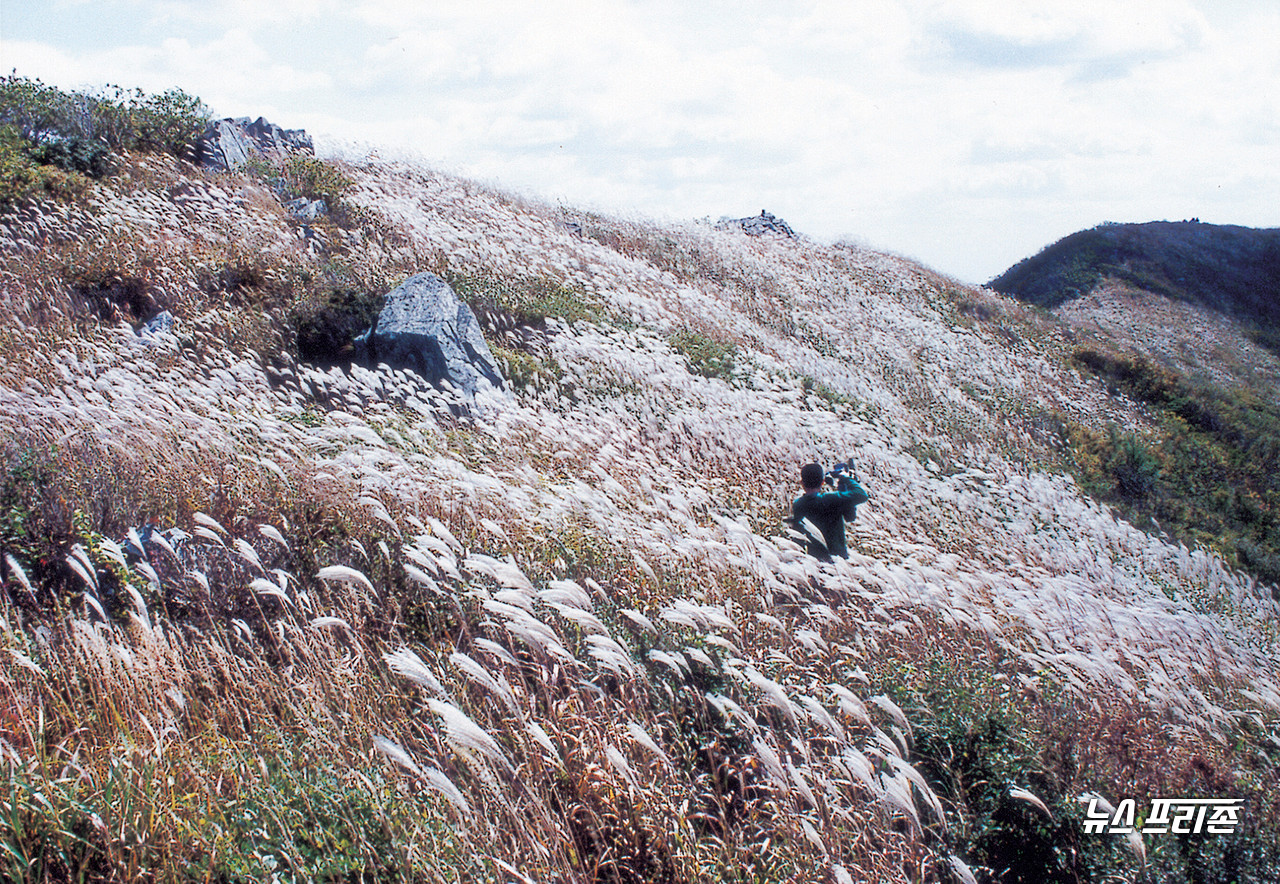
[
  {"left": 354, "top": 273, "right": 505, "bottom": 402},
  {"left": 196, "top": 116, "right": 315, "bottom": 172}
]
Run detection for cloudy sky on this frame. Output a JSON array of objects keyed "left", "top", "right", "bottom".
[{"left": 3, "top": 0, "right": 1277, "bottom": 282}]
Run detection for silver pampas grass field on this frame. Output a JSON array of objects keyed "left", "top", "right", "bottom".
[{"left": 0, "top": 147, "right": 1277, "bottom": 882}]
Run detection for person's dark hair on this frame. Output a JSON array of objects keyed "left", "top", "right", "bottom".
[{"left": 800, "top": 462, "right": 824, "bottom": 490}]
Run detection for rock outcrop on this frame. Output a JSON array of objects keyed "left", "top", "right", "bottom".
[
  {"left": 283, "top": 197, "right": 328, "bottom": 222},
  {"left": 716, "top": 210, "right": 797, "bottom": 238},
  {"left": 353, "top": 273, "right": 506, "bottom": 403},
  {"left": 138, "top": 310, "right": 175, "bottom": 339},
  {"left": 196, "top": 117, "right": 315, "bottom": 172}
]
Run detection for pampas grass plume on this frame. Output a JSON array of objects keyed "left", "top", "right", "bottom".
[
  {"left": 384, "top": 646, "right": 447, "bottom": 697},
  {"left": 427, "top": 698, "right": 514, "bottom": 774},
  {"left": 317, "top": 564, "right": 375, "bottom": 594}
]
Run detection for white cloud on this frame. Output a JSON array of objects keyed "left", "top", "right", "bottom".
[
  {"left": 919, "top": 0, "right": 1209, "bottom": 59},
  {"left": 156, "top": 0, "right": 345, "bottom": 28}
]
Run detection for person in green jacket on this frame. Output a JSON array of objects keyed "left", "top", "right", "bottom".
[{"left": 791, "top": 460, "right": 869, "bottom": 560}]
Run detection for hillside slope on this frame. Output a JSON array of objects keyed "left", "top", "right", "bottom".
[
  {"left": 989, "top": 220, "right": 1280, "bottom": 396},
  {"left": 989, "top": 220, "right": 1280, "bottom": 329},
  {"left": 989, "top": 220, "right": 1280, "bottom": 598},
  {"left": 1, "top": 145, "right": 1278, "bottom": 882}
]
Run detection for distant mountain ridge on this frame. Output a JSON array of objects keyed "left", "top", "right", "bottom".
[{"left": 989, "top": 220, "right": 1280, "bottom": 343}]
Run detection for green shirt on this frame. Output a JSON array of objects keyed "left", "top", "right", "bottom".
[{"left": 791, "top": 478, "right": 868, "bottom": 560}]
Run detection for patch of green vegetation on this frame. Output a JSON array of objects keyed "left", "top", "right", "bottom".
[
  {"left": 284, "top": 255, "right": 424, "bottom": 365},
  {"left": 70, "top": 507, "right": 159, "bottom": 616},
  {"left": 872, "top": 645, "right": 1280, "bottom": 882},
  {"left": 279, "top": 406, "right": 327, "bottom": 428},
  {"left": 2, "top": 757, "right": 105, "bottom": 882},
  {"left": 186, "top": 741, "right": 473, "bottom": 882},
  {"left": 290, "top": 278, "right": 383, "bottom": 364},
  {"left": 1068, "top": 347, "right": 1280, "bottom": 593},
  {"left": 799, "top": 375, "right": 852, "bottom": 410},
  {"left": 670, "top": 329, "right": 738, "bottom": 381},
  {"left": 27, "top": 134, "right": 111, "bottom": 179},
  {"left": 1, "top": 734, "right": 480, "bottom": 883},
  {"left": 448, "top": 271, "right": 608, "bottom": 328},
  {"left": 0, "top": 444, "right": 67, "bottom": 602},
  {"left": 956, "top": 295, "right": 999, "bottom": 323},
  {"left": 245, "top": 153, "right": 368, "bottom": 230},
  {"left": 0, "top": 74, "right": 210, "bottom": 205},
  {"left": 279, "top": 154, "right": 353, "bottom": 205},
  {"left": 492, "top": 344, "right": 562, "bottom": 394},
  {"left": 0, "top": 447, "right": 53, "bottom": 560},
  {"left": 1059, "top": 252, "right": 1104, "bottom": 302},
  {"left": 1246, "top": 324, "right": 1280, "bottom": 354},
  {"left": 903, "top": 440, "right": 956, "bottom": 475},
  {"left": 0, "top": 123, "right": 92, "bottom": 205},
  {"left": 873, "top": 654, "right": 1144, "bottom": 884}
]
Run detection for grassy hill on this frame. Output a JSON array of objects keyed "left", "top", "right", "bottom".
[
  {"left": 989, "top": 220, "right": 1280, "bottom": 348},
  {"left": 989, "top": 220, "right": 1280, "bottom": 598},
  {"left": 2, "top": 79, "right": 1279, "bottom": 882}
]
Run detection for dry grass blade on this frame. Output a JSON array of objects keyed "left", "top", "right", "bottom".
[
  {"left": 193, "top": 511, "right": 228, "bottom": 536},
  {"left": 249, "top": 577, "right": 292, "bottom": 605},
  {"left": 427, "top": 699, "right": 515, "bottom": 774},
  {"left": 316, "top": 564, "right": 375, "bottom": 594},
  {"left": 233, "top": 538, "right": 265, "bottom": 573},
  {"left": 309, "top": 616, "right": 352, "bottom": 630},
  {"left": 949, "top": 856, "right": 979, "bottom": 884},
  {"left": 8, "top": 648, "right": 44, "bottom": 677},
  {"left": 423, "top": 766, "right": 472, "bottom": 817},
  {"left": 450, "top": 651, "right": 522, "bottom": 719},
  {"left": 4, "top": 553, "right": 35, "bottom": 599},
  {"left": 258, "top": 523, "right": 289, "bottom": 549},
  {"left": 625, "top": 721, "right": 670, "bottom": 768},
  {"left": 868, "top": 694, "right": 912, "bottom": 744},
  {"left": 373, "top": 735, "right": 423, "bottom": 777},
  {"left": 384, "top": 646, "right": 447, "bottom": 697},
  {"left": 1009, "top": 786, "right": 1054, "bottom": 821}
]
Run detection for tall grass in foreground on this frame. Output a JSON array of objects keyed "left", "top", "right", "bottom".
[{"left": 0, "top": 141, "right": 1276, "bottom": 882}]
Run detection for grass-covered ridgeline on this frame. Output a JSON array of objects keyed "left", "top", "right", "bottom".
[{"left": 0, "top": 77, "right": 1278, "bottom": 883}]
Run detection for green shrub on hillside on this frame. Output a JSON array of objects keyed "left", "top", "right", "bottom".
[
  {"left": 872, "top": 652, "right": 1137, "bottom": 883},
  {"left": 122, "top": 86, "right": 210, "bottom": 156},
  {"left": 0, "top": 74, "right": 209, "bottom": 158},
  {"left": 1068, "top": 347, "right": 1280, "bottom": 592},
  {"left": 448, "top": 271, "right": 607, "bottom": 329},
  {"left": 246, "top": 153, "right": 366, "bottom": 229},
  {"left": 280, "top": 154, "right": 353, "bottom": 204},
  {"left": 0, "top": 74, "right": 210, "bottom": 205},
  {"left": 28, "top": 133, "right": 111, "bottom": 178},
  {"left": 0, "top": 74, "right": 75, "bottom": 143},
  {"left": 799, "top": 374, "right": 855, "bottom": 413},
  {"left": 0, "top": 124, "right": 91, "bottom": 204},
  {"left": 670, "top": 329, "right": 738, "bottom": 381},
  {"left": 1, "top": 731, "right": 481, "bottom": 883},
  {"left": 492, "top": 344, "right": 562, "bottom": 395},
  {"left": 0, "top": 444, "right": 63, "bottom": 584},
  {"left": 291, "top": 280, "right": 385, "bottom": 364},
  {"left": 875, "top": 649, "right": 1280, "bottom": 883}
]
